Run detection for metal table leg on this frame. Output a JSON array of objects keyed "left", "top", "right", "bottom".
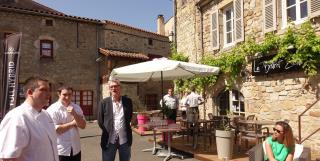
[{"left": 142, "top": 129, "right": 162, "bottom": 155}]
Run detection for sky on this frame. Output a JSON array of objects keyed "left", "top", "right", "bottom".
[{"left": 35, "top": 0, "right": 173, "bottom": 32}]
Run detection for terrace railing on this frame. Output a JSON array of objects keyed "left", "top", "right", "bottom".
[{"left": 298, "top": 98, "right": 320, "bottom": 143}]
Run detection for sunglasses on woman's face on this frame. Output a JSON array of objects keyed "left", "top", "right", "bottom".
[{"left": 273, "top": 128, "right": 284, "bottom": 134}]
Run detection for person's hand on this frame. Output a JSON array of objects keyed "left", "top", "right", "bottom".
[
  {"left": 71, "top": 119, "right": 77, "bottom": 127},
  {"left": 67, "top": 106, "right": 76, "bottom": 116}
]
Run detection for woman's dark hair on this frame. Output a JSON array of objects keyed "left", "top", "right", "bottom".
[{"left": 275, "top": 121, "right": 295, "bottom": 148}]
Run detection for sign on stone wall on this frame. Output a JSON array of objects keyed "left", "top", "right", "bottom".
[{"left": 252, "top": 55, "right": 302, "bottom": 76}]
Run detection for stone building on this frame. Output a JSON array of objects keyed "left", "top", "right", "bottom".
[
  {"left": 0, "top": 0, "right": 171, "bottom": 119},
  {"left": 98, "top": 19, "right": 171, "bottom": 112},
  {"left": 175, "top": 0, "right": 320, "bottom": 155}
]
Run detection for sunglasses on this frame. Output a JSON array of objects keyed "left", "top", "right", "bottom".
[{"left": 273, "top": 128, "right": 284, "bottom": 133}]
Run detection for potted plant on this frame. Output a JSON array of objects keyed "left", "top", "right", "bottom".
[
  {"left": 161, "top": 101, "right": 175, "bottom": 122},
  {"left": 215, "top": 114, "right": 235, "bottom": 160}
]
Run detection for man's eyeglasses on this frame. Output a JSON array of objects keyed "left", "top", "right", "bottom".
[
  {"left": 109, "top": 85, "right": 120, "bottom": 88},
  {"left": 273, "top": 128, "right": 284, "bottom": 134}
]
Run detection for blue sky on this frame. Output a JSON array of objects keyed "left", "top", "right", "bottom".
[{"left": 35, "top": 0, "right": 173, "bottom": 32}]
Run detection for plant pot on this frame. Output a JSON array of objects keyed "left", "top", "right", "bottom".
[
  {"left": 215, "top": 129, "right": 235, "bottom": 160},
  {"left": 137, "top": 114, "right": 149, "bottom": 133}
]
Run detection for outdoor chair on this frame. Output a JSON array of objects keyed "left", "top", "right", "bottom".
[
  {"left": 247, "top": 141, "right": 311, "bottom": 161},
  {"left": 245, "top": 114, "right": 256, "bottom": 131},
  {"left": 178, "top": 120, "right": 192, "bottom": 141},
  {"left": 246, "top": 115, "right": 256, "bottom": 120},
  {"left": 239, "top": 126, "right": 269, "bottom": 151}
]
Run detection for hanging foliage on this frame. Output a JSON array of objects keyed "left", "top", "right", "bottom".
[{"left": 170, "top": 21, "right": 320, "bottom": 91}]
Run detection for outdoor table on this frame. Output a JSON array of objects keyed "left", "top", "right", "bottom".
[
  {"left": 154, "top": 124, "right": 184, "bottom": 161},
  {"left": 133, "top": 110, "right": 162, "bottom": 117},
  {"left": 139, "top": 119, "right": 167, "bottom": 154}
]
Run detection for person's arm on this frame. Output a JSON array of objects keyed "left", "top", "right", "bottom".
[
  {"left": 56, "top": 120, "right": 77, "bottom": 135},
  {"left": 67, "top": 106, "right": 86, "bottom": 129},
  {"left": 198, "top": 95, "right": 204, "bottom": 105},
  {"left": 285, "top": 148, "right": 294, "bottom": 161},
  {"left": 128, "top": 98, "right": 133, "bottom": 121},
  {"left": 265, "top": 141, "right": 278, "bottom": 161},
  {"left": 97, "top": 100, "right": 105, "bottom": 130}
]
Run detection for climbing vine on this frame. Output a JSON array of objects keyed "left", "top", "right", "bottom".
[{"left": 170, "top": 21, "right": 320, "bottom": 91}]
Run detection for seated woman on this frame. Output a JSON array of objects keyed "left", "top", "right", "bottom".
[{"left": 265, "top": 121, "right": 295, "bottom": 161}]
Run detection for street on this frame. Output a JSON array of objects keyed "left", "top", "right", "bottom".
[{"left": 80, "top": 121, "right": 200, "bottom": 161}]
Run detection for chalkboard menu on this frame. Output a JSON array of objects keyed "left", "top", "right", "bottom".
[{"left": 252, "top": 55, "right": 302, "bottom": 76}]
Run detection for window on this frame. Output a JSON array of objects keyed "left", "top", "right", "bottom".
[
  {"left": 145, "top": 94, "right": 158, "bottom": 110},
  {"left": 148, "top": 38, "right": 153, "bottom": 46},
  {"left": 45, "top": 19, "right": 53, "bottom": 26},
  {"left": 282, "top": 0, "right": 308, "bottom": 27},
  {"left": 217, "top": 89, "right": 244, "bottom": 116},
  {"left": 223, "top": 5, "right": 235, "bottom": 47},
  {"left": 72, "top": 90, "right": 93, "bottom": 116},
  {"left": 40, "top": 40, "right": 53, "bottom": 58}
]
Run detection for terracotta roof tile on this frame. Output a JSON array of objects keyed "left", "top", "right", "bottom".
[
  {"left": 99, "top": 48, "right": 149, "bottom": 60},
  {"left": 0, "top": 0, "right": 101, "bottom": 23},
  {"left": 105, "top": 20, "right": 168, "bottom": 38}
]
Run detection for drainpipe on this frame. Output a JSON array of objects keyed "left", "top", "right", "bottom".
[
  {"left": 173, "top": 0, "right": 177, "bottom": 49},
  {"left": 95, "top": 24, "right": 101, "bottom": 120}
]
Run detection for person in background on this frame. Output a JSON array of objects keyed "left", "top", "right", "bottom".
[
  {"left": 0, "top": 77, "right": 59, "bottom": 161},
  {"left": 98, "top": 78, "right": 133, "bottom": 161},
  {"left": 185, "top": 86, "right": 204, "bottom": 121},
  {"left": 47, "top": 86, "right": 86, "bottom": 161},
  {"left": 160, "top": 87, "right": 179, "bottom": 122},
  {"left": 179, "top": 90, "right": 189, "bottom": 119},
  {"left": 265, "top": 121, "right": 295, "bottom": 161}
]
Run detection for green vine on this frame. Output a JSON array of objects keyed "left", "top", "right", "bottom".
[{"left": 170, "top": 21, "right": 320, "bottom": 91}]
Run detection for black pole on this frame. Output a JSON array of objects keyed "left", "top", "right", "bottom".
[{"left": 161, "top": 71, "right": 164, "bottom": 119}]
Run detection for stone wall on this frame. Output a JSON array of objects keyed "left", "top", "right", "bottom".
[
  {"left": 0, "top": 10, "right": 101, "bottom": 118},
  {"left": 104, "top": 21, "right": 170, "bottom": 57},
  {"left": 176, "top": 0, "right": 198, "bottom": 62},
  {"left": 176, "top": 0, "right": 320, "bottom": 155}
]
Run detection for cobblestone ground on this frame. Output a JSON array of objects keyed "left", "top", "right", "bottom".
[{"left": 80, "top": 121, "right": 200, "bottom": 161}]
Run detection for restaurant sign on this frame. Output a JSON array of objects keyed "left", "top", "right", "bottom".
[{"left": 252, "top": 55, "right": 302, "bottom": 76}]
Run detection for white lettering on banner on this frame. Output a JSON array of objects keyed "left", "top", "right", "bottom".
[{"left": 7, "top": 61, "right": 16, "bottom": 106}]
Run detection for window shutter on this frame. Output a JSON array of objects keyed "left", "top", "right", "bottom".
[
  {"left": 234, "top": 0, "right": 244, "bottom": 42},
  {"left": 263, "top": 0, "right": 276, "bottom": 33},
  {"left": 211, "top": 11, "right": 219, "bottom": 50},
  {"left": 308, "top": 0, "right": 320, "bottom": 18},
  {"left": 276, "top": 0, "right": 282, "bottom": 29}
]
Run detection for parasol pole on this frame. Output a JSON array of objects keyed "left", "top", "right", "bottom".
[{"left": 161, "top": 71, "right": 165, "bottom": 119}]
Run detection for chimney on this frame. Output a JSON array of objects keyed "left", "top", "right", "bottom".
[{"left": 157, "top": 15, "right": 165, "bottom": 35}]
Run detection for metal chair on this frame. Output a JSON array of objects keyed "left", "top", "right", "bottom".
[{"left": 239, "top": 126, "right": 269, "bottom": 151}]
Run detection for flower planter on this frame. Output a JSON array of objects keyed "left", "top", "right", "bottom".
[
  {"left": 137, "top": 114, "right": 149, "bottom": 133},
  {"left": 215, "top": 129, "right": 235, "bottom": 160}
]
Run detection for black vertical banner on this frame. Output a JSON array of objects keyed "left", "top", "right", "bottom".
[{"left": 0, "top": 33, "right": 22, "bottom": 120}]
